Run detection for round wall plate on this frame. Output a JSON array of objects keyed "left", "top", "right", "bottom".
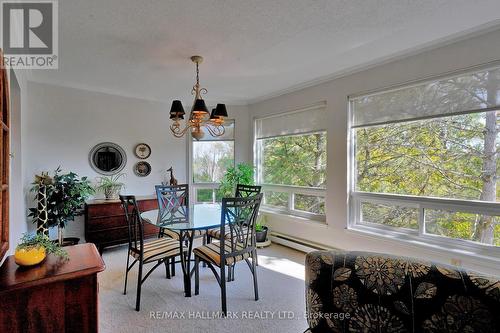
[
  {"left": 134, "top": 161, "right": 151, "bottom": 177},
  {"left": 134, "top": 143, "right": 151, "bottom": 159}
]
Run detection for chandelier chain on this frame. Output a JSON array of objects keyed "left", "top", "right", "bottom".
[{"left": 196, "top": 62, "right": 200, "bottom": 86}]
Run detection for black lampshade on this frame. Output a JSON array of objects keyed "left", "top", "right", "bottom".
[
  {"left": 214, "top": 103, "right": 228, "bottom": 117},
  {"left": 192, "top": 99, "right": 209, "bottom": 114},
  {"left": 210, "top": 108, "right": 218, "bottom": 119},
  {"left": 170, "top": 100, "right": 185, "bottom": 119}
]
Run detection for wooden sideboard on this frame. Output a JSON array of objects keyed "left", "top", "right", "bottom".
[
  {"left": 0, "top": 243, "right": 105, "bottom": 333},
  {"left": 85, "top": 196, "right": 160, "bottom": 253}
]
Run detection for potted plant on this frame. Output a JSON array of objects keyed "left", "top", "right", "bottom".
[
  {"left": 218, "top": 163, "right": 255, "bottom": 198},
  {"left": 95, "top": 173, "right": 125, "bottom": 200},
  {"left": 28, "top": 167, "right": 95, "bottom": 245},
  {"left": 14, "top": 233, "right": 68, "bottom": 267},
  {"left": 255, "top": 214, "right": 269, "bottom": 244}
]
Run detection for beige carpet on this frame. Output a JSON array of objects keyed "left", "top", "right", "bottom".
[{"left": 99, "top": 243, "right": 308, "bottom": 333}]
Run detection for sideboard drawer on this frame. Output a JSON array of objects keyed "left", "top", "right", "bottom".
[
  {"left": 86, "top": 215, "right": 126, "bottom": 230},
  {"left": 86, "top": 202, "right": 123, "bottom": 217}
]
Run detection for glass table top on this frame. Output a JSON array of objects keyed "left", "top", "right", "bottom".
[{"left": 140, "top": 203, "right": 222, "bottom": 231}]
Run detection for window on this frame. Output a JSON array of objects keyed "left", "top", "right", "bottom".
[
  {"left": 255, "top": 103, "right": 327, "bottom": 220},
  {"left": 0, "top": 52, "right": 10, "bottom": 261},
  {"left": 350, "top": 65, "right": 500, "bottom": 250},
  {"left": 191, "top": 120, "right": 234, "bottom": 203}
]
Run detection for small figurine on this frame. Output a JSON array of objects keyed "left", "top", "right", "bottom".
[{"left": 167, "top": 167, "right": 178, "bottom": 186}]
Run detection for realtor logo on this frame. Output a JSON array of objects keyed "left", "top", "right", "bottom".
[{"left": 1, "top": 0, "right": 58, "bottom": 69}]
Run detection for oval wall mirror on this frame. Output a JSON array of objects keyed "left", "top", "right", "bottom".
[{"left": 89, "top": 142, "right": 127, "bottom": 175}]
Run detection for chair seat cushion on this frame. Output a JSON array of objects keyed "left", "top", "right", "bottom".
[
  {"left": 194, "top": 241, "right": 252, "bottom": 266},
  {"left": 130, "top": 238, "right": 180, "bottom": 263},
  {"left": 161, "top": 228, "right": 181, "bottom": 240},
  {"left": 207, "top": 226, "right": 249, "bottom": 240},
  {"left": 160, "top": 228, "right": 206, "bottom": 240}
]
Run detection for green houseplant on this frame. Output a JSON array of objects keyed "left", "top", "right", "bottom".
[
  {"left": 255, "top": 214, "right": 268, "bottom": 243},
  {"left": 95, "top": 173, "right": 125, "bottom": 200},
  {"left": 14, "top": 233, "right": 68, "bottom": 266},
  {"left": 28, "top": 167, "right": 95, "bottom": 245},
  {"left": 218, "top": 163, "right": 255, "bottom": 198}
]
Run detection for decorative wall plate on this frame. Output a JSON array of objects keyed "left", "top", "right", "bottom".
[
  {"left": 134, "top": 143, "right": 151, "bottom": 159},
  {"left": 89, "top": 142, "right": 127, "bottom": 176},
  {"left": 133, "top": 161, "right": 151, "bottom": 177}
]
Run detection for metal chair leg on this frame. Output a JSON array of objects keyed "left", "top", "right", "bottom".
[
  {"left": 194, "top": 256, "right": 200, "bottom": 295},
  {"left": 252, "top": 251, "right": 259, "bottom": 301},
  {"left": 123, "top": 253, "right": 130, "bottom": 295},
  {"left": 171, "top": 257, "right": 176, "bottom": 277},
  {"left": 136, "top": 260, "right": 143, "bottom": 311},
  {"left": 220, "top": 264, "right": 227, "bottom": 316},
  {"left": 202, "top": 235, "right": 207, "bottom": 268},
  {"left": 165, "top": 259, "right": 171, "bottom": 279}
]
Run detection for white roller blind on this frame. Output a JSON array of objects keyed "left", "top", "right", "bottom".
[
  {"left": 255, "top": 102, "right": 327, "bottom": 139},
  {"left": 351, "top": 65, "right": 500, "bottom": 128}
]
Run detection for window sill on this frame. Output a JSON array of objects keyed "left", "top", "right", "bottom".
[
  {"left": 347, "top": 224, "right": 500, "bottom": 268},
  {"left": 260, "top": 207, "right": 327, "bottom": 226}
]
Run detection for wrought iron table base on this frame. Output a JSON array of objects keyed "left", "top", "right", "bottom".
[{"left": 179, "top": 230, "right": 195, "bottom": 297}]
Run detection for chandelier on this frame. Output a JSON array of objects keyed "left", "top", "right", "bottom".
[{"left": 169, "top": 55, "right": 228, "bottom": 140}]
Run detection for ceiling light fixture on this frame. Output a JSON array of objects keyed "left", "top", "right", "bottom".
[{"left": 169, "top": 55, "right": 228, "bottom": 140}]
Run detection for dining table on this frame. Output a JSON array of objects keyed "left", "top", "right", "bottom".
[{"left": 140, "top": 203, "right": 223, "bottom": 297}]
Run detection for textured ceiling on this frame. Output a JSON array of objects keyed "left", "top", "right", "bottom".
[{"left": 31, "top": 0, "right": 500, "bottom": 105}]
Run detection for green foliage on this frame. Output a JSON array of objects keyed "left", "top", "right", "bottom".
[
  {"left": 255, "top": 224, "right": 266, "bottom": 232},
  {"left": 261, "top": 132, "right": 327, "bottom": 213},
  {"left": 28, "top": 167, "right": 95, "bottom": 228},
  {"left": 255, "top": 214, "right": 267, "bottom": 232},
  {"left": 193, "top": 141, "right": 234, "bottom": 183},
  {"left": 262, "top": 132, "right": 326, "bottom": 188},
  {"left": 95, "top": 173, "right": 125, "bottom": 192},
  {"left": 17, "top": 233, "right": 68, "bottom": 259},
  {"left": 354, "top": 69, "right": 499, "bottom": 245},
  {"left": 218, "top": 163, "right": 255, "bottom": 198}
]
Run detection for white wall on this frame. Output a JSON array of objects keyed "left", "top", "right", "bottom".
[
  {"left": 249, "top": 28, "right": 500, "bottom": 275},
  {"left": 24, "top": 82, "right": 250, "bottom": 240}
]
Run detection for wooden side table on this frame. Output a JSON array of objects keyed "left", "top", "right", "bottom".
[{"left": 0, "top": 243, "right": 105, "bottom": 333}]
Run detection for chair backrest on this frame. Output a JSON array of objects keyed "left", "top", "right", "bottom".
[
  {"left": 155, "top": 184, "right": 189, "bottom": 223},
  {"left": 220, "top": 193, "right": 263, "bottom": 260},
  {"left": 120, "top": 195, "right": 144, "bottom": 252},
  {"left": 235, "top": 184, "right": 262, "bottom": 198}
]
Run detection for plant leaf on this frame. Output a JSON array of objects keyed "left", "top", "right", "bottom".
[
  {"left": 436, "top": 267, "right": 461, "bottom": 279},
  {"left": 333, "top": 267, "right": 351, "bottom": 281},
  {"left": 393, "top": 301, "right": 410, "bottom": 315},
  {"left": 414, "top": 282, "right": 437, "bottom": 299}
]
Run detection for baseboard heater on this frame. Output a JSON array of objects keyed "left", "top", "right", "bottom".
[{"left": 269, "top": 232, "right": 337, "bottom": 253}]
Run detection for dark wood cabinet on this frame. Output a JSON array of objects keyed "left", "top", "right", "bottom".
[
  {"left": 85, "top": 196, "right": 159, "bottom": 253},
  {"left": 0, "top": 243, "right": 105, "bottom": 333}
]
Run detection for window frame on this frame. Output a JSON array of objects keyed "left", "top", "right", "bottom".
[
  {"left": 255, "top": 126, "right": 327, "bottom": 222},
  {"left": 348, "top": 62, "right": 500, "bottom": 255},
  {"left": 189, "top": 120, "right": 236, "bottom": 204},
  {"left": 0, "top": 51, "right": 10, "bottom": 262}
]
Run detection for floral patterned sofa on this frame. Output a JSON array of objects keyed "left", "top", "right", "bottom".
[{"left": 305, "top": 250, "right": 500, "bottom": 333}]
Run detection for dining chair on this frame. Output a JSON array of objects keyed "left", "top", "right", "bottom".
[
  {"left": 206, "top": 184, "right": 262, "bottom": 280},
  {"left": 155, "top": 184, "right": 190, "bottom": 241},
  {"left": 235, "top": 184, "right": 262, "bottom": 198},
  {"left": 155, "top": 184, "right": 208, "bottom": 272},
  {"left": 120, "top": 195, "right": 181, "bottom": 311},
  {"left": 193, "top": 193, "right": 263, "bottom": 315},
  {"left": 206, "top": 184, "right": 261, "bottom": 241}
]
